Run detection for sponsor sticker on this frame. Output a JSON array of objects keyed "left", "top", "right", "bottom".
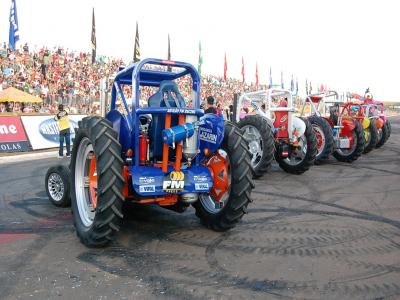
[
  {"left": 139, "top": 185, "right": 156, "bottom": 193},
  {"left": 195, "top": 183, "right": 209, "bottom": 191},
  {"left": 199, "top": 127, "right": 217, "bottom": 144},
  {"left": 166, "top": 108, "right": 196, "bottom": 115},
  {"left": 162, "top": 171, "right": 185, "bottom": 192},
  {"left": 280, "top": 115, "right": 288, "bottom": 123},
  {"left": 139, "top": 177, "right": 155, "bottom": 185},
  {"left": 194, "top": 175, "right": 208, "bottom": 182}
]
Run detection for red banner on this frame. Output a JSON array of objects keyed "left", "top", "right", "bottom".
[{"left": 0, "top": 116, "right": 29, "bottom": 152}]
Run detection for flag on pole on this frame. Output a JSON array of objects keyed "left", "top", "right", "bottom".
[
  {"left": 167, "top": 34, "right": 171, "bottom": 71},
  {"left": 9, "top": 0, "right": 19, "bottom": 51},
  {"left": 290, "top": 74, "right": 294, "bottom": 92},
  {"left": 241, "top": 57, "right": 245, "bottom": 84},
  {"left": 319, "top": 83, "right": 324, "bottom": 92},
  {"left": 281, "top": 71, "right": 284, "bottom": 89},
  {"left": 223, "top": 52, "right": 227, "bottom": 81},
  {"left": 306, "top": 79, "right": 309, "bottom": 95},
  {"left": 269, "top": 67, "right": 272, "bottom": 88},
  {"left": 296, "top": 77, "right": 299, "bottom": 95},
  {"left": 91, "top": 8, "right": 96, "bottom": 64},
  {"left": 255, "top": 63, "right": 259, "bottom": 87},
  {"left": 198, "top": 41, "right": 203, "bottom": 75},
  {"left": 309, "top": 81, "right": 313, "bottom": 94},
  {"left": 133, "top": 21, "right": 140, "bottom": 62}
]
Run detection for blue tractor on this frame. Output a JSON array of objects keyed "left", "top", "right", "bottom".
[{"left": 46, "top": 58, "right": 254, "bottom": 247}]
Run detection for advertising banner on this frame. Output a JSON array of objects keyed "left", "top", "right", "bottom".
[
  {"left": 0, "top": 116, "right": 30, "bottom": 152},
  {"left": 21, "top": 115, "right": 86, "bottom": 150}
]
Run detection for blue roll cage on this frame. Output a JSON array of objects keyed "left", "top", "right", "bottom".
[{"left": 110, "top": 58, "right": 203, "bottom": 167}]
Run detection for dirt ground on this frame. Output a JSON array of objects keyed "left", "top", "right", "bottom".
[{"left": 1, "top": 117, "right": 399, "bottom": 300}]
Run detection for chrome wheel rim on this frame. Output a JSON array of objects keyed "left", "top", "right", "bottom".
[
  {"left": 284, "top": 135, "right": 307, "bottom": 166},
  {"left": 48, "top": 173, "right": 64, "bottom": 202},
  {"left": 75, "top": 137, "right": 96, "bottom": 227},
  {"left": 242, "top": 125, "right": 263, "bottom": 169}
]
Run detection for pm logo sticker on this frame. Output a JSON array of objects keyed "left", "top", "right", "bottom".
[{"left": 162, "top": 171, "right": 185, "bottom": 192}]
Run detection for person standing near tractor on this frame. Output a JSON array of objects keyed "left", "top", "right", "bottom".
[
  {"left": 54, "top": 104, "right": 71, "bottom": 158},
  {"left": 204, "top": 96, "right": 218, "bottom": 114}
]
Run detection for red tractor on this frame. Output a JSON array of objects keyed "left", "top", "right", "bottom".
[{"left": 300, "top": 91, "right": 365, "bottom": 163}]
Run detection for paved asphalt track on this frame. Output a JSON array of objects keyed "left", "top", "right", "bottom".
[{"left": 0, "top": 117, "right": 399, "bottom": 300}]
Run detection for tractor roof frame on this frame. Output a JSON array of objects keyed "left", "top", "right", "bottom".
[{"left": 111, "top": 58, "right": 202, "bottom": 122}]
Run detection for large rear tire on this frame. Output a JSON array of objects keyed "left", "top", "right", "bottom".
[
  {"left": 376, "top": 122, "right": 389, "bottom": 148},
  {"left": 333, "top": 121, "right": 365, "bottom": 162},
  {"left": 193, "top": 121, "right": 254, "bottom": 231},
  {"left": 363, "top": 119, "right": 378, "bottom": 153},
  {"left": 71, "top": 116, "right": 125, "bottom": 247},
  {"left": 387, "top": 119, "right": 392, "bottom": 137},
  {"left": 275, "top": 118, "right": 317, "bottom": 175},
  {"left": 45, "top": 164, "right": 71, "bottom": 207},
  {"left": 238, "top": 115, "right": 274, "bottom": 178},
  {"left": 309, "top": 115, "right": 334, "bottom": 163}
]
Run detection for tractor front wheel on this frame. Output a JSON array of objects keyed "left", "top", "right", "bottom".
[
  {"left": 193, "top": 121, "right": 254, "bottom": 231},
  {"left": 71, "top": 116, "right": 125, "bottom": 247},
  {"left": 45, "top": 164, "right": 71, "bottom": 207}
]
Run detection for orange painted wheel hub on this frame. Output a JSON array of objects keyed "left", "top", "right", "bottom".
[
  {"left": 207, "top": 151, "right": 230, "bottom": 201},
  {"left": 88, "top": 156, "right": 98, "bottom": 209}
]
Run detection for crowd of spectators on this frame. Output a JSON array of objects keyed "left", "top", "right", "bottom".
[
  {"left": 0, "top": 43, "right": 122, "bottom": 114},
  {"left": 0, "top": 43, "right": 263, "bottom": 115}
]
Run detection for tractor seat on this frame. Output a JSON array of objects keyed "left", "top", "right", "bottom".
[{"left": 148, "top": 80, "right": 186, "bottom": 159}]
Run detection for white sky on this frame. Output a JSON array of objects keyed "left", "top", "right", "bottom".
[{"left": 1, "top": 0, "right": 399, "bottom": 101}]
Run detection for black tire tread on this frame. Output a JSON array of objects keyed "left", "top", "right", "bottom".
[
  {"left": 275, "top": 117, "right": 317, "bottom": 174},
  {"left": 309, "top": 115, "right": 334, "bottom": 163},
  {"left": 376, "top": 122, "right": 389, "bottom": 148},
  {"left": 363, "top": 119, "right": 378, "bottom": 153},
  {"left": 71, "top": 116, "right": 124, "bottom": 247},
  {"left": 193, "top": 121, "right": 254, "bottom": 231},
  {"left": 333, "top": 121, "right": 365, "bottom": 162},
  {"left": 45, "top": 164, "right": 71, "bottom": 207}
]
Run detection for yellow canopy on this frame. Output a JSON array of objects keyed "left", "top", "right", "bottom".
[{"left": 0, "top": 87, "right": 43, "bottom": 103}]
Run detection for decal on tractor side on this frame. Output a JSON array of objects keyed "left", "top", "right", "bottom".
[
  {"left": 162, "top": 171, "right": 185, "bottom": 192},
  {"left": 195, "top": 183, "right": 209, "bottom": 191},
  {"left": 194, "top": 175, "right": 208, "bottom": 182},
  {"left": 139, "top": 177, "right": 155, "bottom": 185},
  {"left": 199, "top": 127, "right": 217, "bottom": 144},
  {"left": 139, "top": 185, "right": 156, "bottom": 193}
]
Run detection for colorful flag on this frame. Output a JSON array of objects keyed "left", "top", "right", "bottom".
[
  {"left": 319, "top": 83, "right": 325, "bottom": 92},
  {"left": 133, "top": 21, "right": 140, "bottom": 62},
  {"left": 223, "top": 52, "right": 227, "bottom": 81},
  {"left": 241, "top": 57, "right": 245, "bottom": 83},
  {"left": 281, "top": 71, "right": 284, "bottom": 89},
  {"left": 269, "top": 67, "right": 272, "bottom": 88},
  {"left": 167, "top": 34, "right": 171, "bottom": 71},
  {"left": 290, "top": 74, "right": 294, "bottom": 92},
  {"left": 198, "top": 41, "right": 203, "bottom": 75},
  {"left": 255, "top": 63, "right": 259, "bottom": 87},
  {"left": 9, "top": 0, "right": 19, "bottom": 51},
  {"left": 91, "top": 8, "right": 96, "bottom": 64}
]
